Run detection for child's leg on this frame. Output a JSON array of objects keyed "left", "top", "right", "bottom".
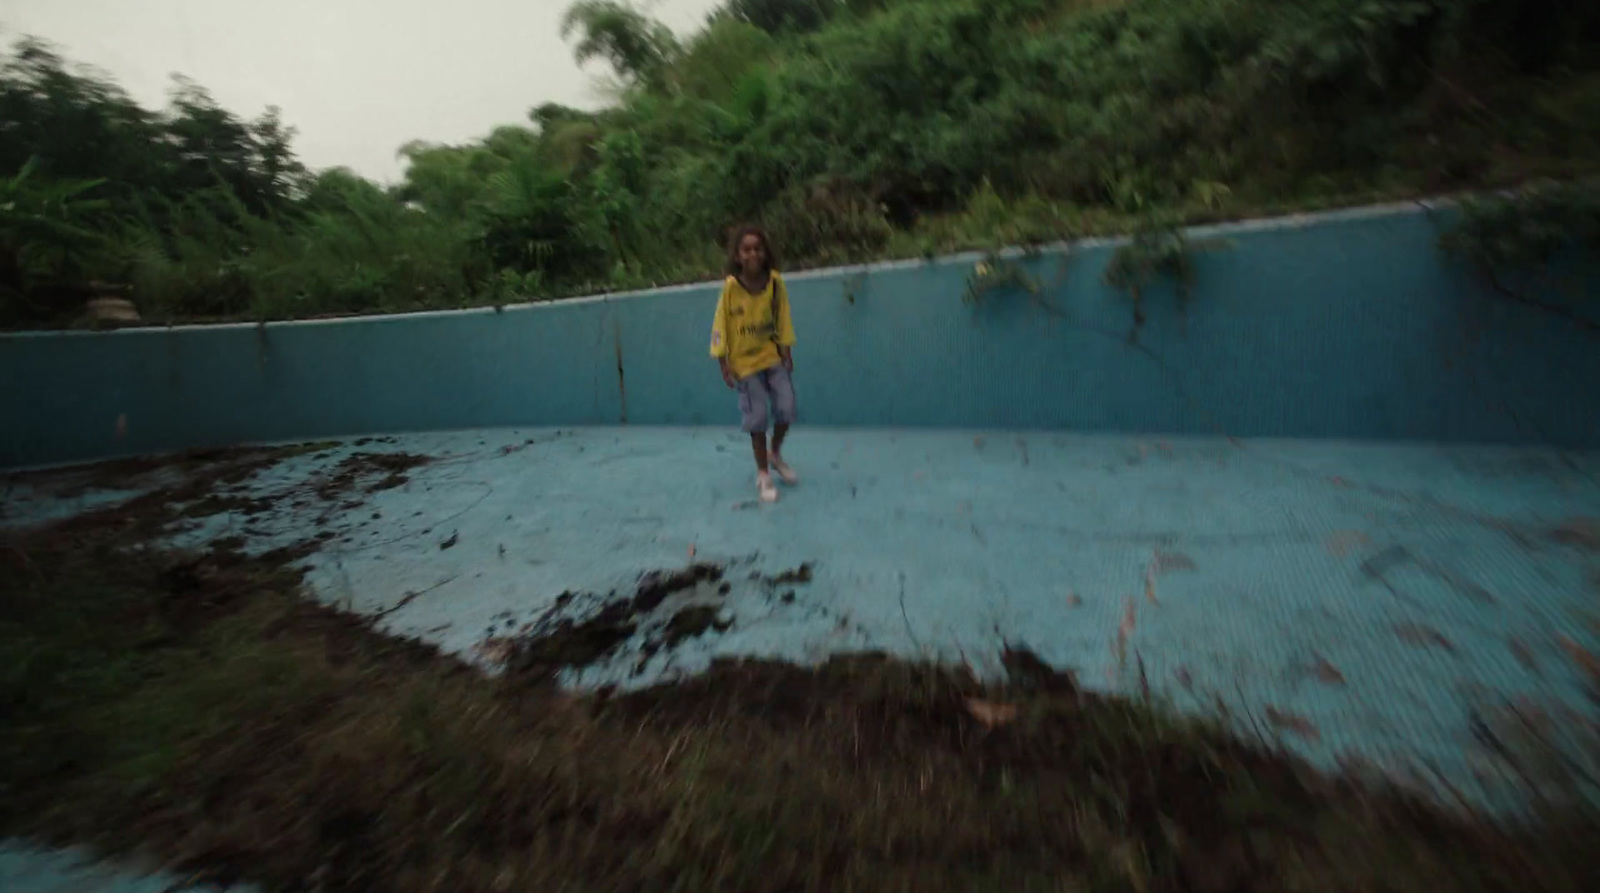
[
  {"left": 769, "top": 366, "right": 797, "bottom": 455},
  {"left": 750, "top": 432, "right": 770, "bottom": 473},
  {"left": 736, "top": 372, "right": 772, "bottom": 473},
  {"left": 767, "top": 367, "right": 799, "bottom": 484}
]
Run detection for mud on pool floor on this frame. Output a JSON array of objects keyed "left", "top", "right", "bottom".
[
  {"left": 8, "top": 429, "right": 1600, "bottom": 817},
  {"left": 4, "top": 439, "right": 1600, "bottom": 892},
  {"left": 477, "top": 560, "right": 824, "bottom": 685}
]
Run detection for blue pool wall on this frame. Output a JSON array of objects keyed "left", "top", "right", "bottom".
[{"left": 4, "top": 202, "right": 1599, "bottom": 469}]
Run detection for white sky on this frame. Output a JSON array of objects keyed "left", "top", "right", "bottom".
[{"left": 0, "top": 0, "right": 723, "bottom": 183}]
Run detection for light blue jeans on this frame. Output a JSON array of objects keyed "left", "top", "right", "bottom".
[{"left": 735, "top": 365, "right": 797, "bottom": 433}]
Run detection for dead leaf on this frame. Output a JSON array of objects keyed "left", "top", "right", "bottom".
[
  {"left": 1509, "top": 695, "right": 1553, "bottom": 731},
  {"left": 1311, "top": 656, "right": 1346, "bottom": 685},
  {"left": 1325, "top": 530, "right": 1371, "bottom": 558},
  {"left": 688, "top": 543, "right": 696, "bottom": 559},
  {"left": 965, "top": 698, "right": 1019, "bottom": 729},
  {"left": 1265, "top": 706, "right": 1321, "bottom": 742},
  {"left": 1144, "top": 563, "right": 1159, "bottom": 605},
  {"left": 1153, "top": 549, "right": 1197, "bottom": 574},
  {"left": 474, "top": 636, "right": 515, "bottom": 664},
  {"left": 1393, "top": 622, "right": 1456, "bottom": 654},
  {"left": 1174, "top": 666, "right": 1194, "bottom": 689},
  {"left": 1508, "top": 636, "right": 1540, "bottom": 674},
  {"left": 973, "top": 436, "right": 986, "bottom": 449},
  {"left": 1549, "top": 517, "right": 1600, "bottom": 551},
  {"left": 438, "top": 531, "right": 459, "bottom": 550},
  {"left": 1558, "top": 636, "right": 1600, "bottom": 683},
  {"left": 1113, "top": 597, "right": 1137, "bottom": 668},
  {"left": 1066, "top": 592, "right": 1083, "bottom": 608}
]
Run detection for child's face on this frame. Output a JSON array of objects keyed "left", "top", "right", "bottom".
[{"left": 738, "top": 234, "right": 766, "bottom": 276}]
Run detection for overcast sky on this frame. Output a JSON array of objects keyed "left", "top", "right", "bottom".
[{"left": 0, "top": 0, "right": 723, "bottom": 182}]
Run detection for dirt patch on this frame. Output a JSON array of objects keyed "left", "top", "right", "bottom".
[
  {"left": 3, "top": 442, "right": 337, "bottom": 500},
  {"left": 5, "top": 447, "right": 1600, "bottom": 893},
  {"left": 501, "top": 593, "right": 641, "bottom": 682},
  {"left": 662, "top": 605, "right": 733, "bottom": 647},
  {"left": 176, "top": 492, "right": 276, "bottom": 519},
  {"left": 495, "top": 563, "right": 734, "bottom": 684},
  {"left": 5, "top": 442, "right": 437, "bottom": 573},
  {"left": 634, "top": 562, "right": 724, "bottom": 612},
  {"left": 312, "top": 451, "right": 434, "bottom": 502},
  {"left": 28, "top": 445, "right": 331, "bottom": 540},
  {"left": 768, "top": 562, "right": 814, "bottom": 585},
  {"left": 1394, "top": 622, "right": 1458, "bottom": 654},
  {"left": 1549, "top": 517, "right": 1600, "bottom": 552}
]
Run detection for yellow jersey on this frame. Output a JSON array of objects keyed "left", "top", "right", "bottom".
[{"left": 709, "top": 271, "right": 795, "bottom": 380}]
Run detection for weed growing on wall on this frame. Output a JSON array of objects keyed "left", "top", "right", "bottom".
[
  {"left": 1104, "top": 224, "right": 1197, "bottom": 338},
  {"left": 1439, "top": 181, "right": 1600, "bottom": 331},
  {"left": 841, "top": 271, "right": 867, "bottom": 306},
  {"left": 962, "top": 252, "right": 1043, "bottom": 307}
]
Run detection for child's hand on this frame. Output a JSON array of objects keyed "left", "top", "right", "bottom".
[{"left": 720, "top": 363, "right": 737, "bottom": 389}]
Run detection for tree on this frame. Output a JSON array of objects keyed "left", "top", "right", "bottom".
[
  {"left": 725, "top": 0, "right": 840, "bottom": 35},
  {"left": 674, "top": 16, "right": 775, "bottom": 102},
  {"left": 0, "top": 38, "right": 167, "bottom": 206},
  {"left": 0, "top": 158, "right": 110, "bottom": 319},
  {"left": 476, "top": 160, "right": 608, "bottom": 282},
  {"left": 164, "top": 78, "right": 302, "bottom": 218},
  {"left": 560, "top": 1, "right": 681, "bottom": 93}
]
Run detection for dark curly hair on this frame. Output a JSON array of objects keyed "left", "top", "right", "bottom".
[{"left": 724, "top": 224, "right": 779, "bottom": 277}]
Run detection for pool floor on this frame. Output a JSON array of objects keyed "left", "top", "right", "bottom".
[{"left": 7, "top": 426, "right": 1600, "bottom": 820}]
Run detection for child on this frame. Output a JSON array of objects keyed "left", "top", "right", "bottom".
[{"left": 710, "top": 225, "right": 798, "bottom": 503}]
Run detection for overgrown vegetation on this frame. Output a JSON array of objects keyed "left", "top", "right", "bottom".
[
  {"left": 2, "top": 0, "right": 1599, "bottom": 327},
  {"left": 1104, "top": 224, "right": 1198, "bottom": 335},
  {"left": 4, "top": 448, "right": 1600, "bottom": 891},
  {"left": 961, "top": 252, "right": 1042, "bottom": 306},
  {"left": 1438, "top": 180, "right": 1600, "bottom": 330}
]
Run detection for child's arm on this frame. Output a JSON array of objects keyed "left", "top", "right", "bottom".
[
  {"left": 776, "top": 274, "right": 796, "bottom": 372},
  {"left": 710, "top": 283, "right": 736, "bottom": 388}
]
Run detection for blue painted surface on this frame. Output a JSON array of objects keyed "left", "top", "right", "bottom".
[
  {"left": 5, "top": 203, "right": 1599, "bottom": 470},
  {"left": 0, "top": 843, "right": 239, "bottom": 892},
  {"left": 10, "top": 426, "right": 1594, "bottom": 809}
]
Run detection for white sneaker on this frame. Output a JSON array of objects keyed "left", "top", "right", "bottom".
[
  {"left": 757, "top": 472, "right": 779, "bottom": 503},
  {"left": 770, "top": 454, "right": 799, "bottom": 486}
]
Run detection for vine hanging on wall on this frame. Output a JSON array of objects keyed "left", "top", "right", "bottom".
[
  {"left": 841, "top": 272, "right": 868, "bottom": 306},
  {"left": 1103, "top": 224, "right": 1196, "bottom": 342},
  {"left": 1437, "top": 181, "right": 1600, "bottom": 333},
  {"left": 962, "top": 252, "right": 1043, "bottom": 306}
]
